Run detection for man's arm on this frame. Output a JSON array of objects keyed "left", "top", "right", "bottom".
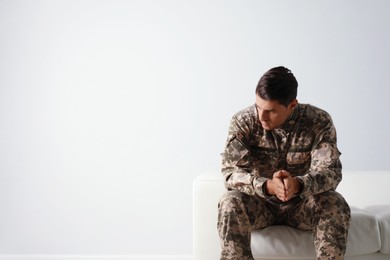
[
  {"left": 222, "top": 115, "right": 269, "bottom": 196},
  {"left": 295, "top": 117, "right": 342, "bottom": 197}
]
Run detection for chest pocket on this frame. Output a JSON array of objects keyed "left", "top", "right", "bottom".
[
  {"left": 286, "top": 151, "right": 311, "bottom": 165},
  {"left": 286, "top": 151, "right": 311, "bottom": 176}
]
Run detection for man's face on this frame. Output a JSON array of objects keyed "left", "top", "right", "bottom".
[{"left": 255, "top": 95, "right": 297, "bottom": 130}]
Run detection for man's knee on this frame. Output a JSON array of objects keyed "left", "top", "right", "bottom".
[
  {"left": 218, "top": 191, "right": 252, "bottom": 240},
  {"left": 316, "top": 191, "right": 351, "bottom": 220},
  {"left": 218, "top": 190, "right": 247, "bottom": 214}
]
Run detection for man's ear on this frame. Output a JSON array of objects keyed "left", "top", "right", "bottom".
[{"left": 289, "top": 99, "right": 298, "bottom": 109}]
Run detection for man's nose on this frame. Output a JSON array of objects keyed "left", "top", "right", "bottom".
[{"left": 259, "top": 111, "right": 268, "bottom": 121}]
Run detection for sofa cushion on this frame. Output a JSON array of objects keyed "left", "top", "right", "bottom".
[
  {"left": 251, "top": 225, "right": 316, "bottom": 259},
  {"left": 365, "top": 205, "right": 390, "bottom": 254},
  {"left": 251, "top": 207, "right": 380, "bottom": 258}
]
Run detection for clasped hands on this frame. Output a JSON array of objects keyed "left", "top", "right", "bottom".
[{"left": 265, "top": 170, "right": 301, "bottom": 202}]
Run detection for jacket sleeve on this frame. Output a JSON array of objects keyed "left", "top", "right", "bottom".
[
  {"left": 221, "top": 114, "right": 269, "bottom": 196},
  {"left": 296, "top": 116, "right": 342, "bottom": 197}
]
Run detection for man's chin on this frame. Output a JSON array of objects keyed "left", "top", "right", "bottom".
[{"left": 261, "top": 123, "right": 273, "bottom": 130}]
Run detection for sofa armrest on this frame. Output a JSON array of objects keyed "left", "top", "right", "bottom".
[
  {"left": 193, "top": 173, "right": 225, "bottom": 260},
  {"left": 365, "top": 205, "right": 390, "bottom": 254}
]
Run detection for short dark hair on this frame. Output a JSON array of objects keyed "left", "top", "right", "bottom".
[{"left": 255, "top": 66, "right": 298, "bottom": 107}]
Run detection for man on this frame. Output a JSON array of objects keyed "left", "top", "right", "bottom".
[{"left": 218, "top": 66, "right": 351, "bottom": 260}]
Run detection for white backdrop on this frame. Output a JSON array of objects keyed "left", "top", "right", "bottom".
[{"left": 1, "top": 0, "right": 390, "bottom": 258}]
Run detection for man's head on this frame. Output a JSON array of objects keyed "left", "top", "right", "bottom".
[{"left": 255, "top": 66, "right": 298, "bottom": 130}]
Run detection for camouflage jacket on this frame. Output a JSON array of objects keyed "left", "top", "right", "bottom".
[{"left": 221, "top": 103, "right": 342, "bottom": 200}]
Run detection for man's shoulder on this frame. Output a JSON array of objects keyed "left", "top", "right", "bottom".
[
  {"left": 300, "top": 104, "right": 333, "bottom": 128},
  {"left": 233, "top": 104, "right": 257, "bottom": 120},
  {"left": 300, "top": 103, "right": 333, "bottom": 122},
  {"left": 228, "top": 105, "right": 259, "bottom": 132}
]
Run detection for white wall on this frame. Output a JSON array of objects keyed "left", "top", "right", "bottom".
[{"left": 1, "top": 0, "right": 389, "bottom": 258}]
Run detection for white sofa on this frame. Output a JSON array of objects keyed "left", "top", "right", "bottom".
[{"left": 193, "top": 171, "right": 390, "bottom": 260}]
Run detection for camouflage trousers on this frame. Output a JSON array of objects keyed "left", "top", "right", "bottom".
[{"left": 218, "top": 190, "right": 351, "bottom": 260}]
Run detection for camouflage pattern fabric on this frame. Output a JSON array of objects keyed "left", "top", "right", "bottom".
[{"left": 218, "top": 103, "right": 351, "bottom": 259}]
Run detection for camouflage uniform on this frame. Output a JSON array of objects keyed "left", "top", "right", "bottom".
[{"left": 218, "top": 103, "right": 351, "bottom": 260}]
